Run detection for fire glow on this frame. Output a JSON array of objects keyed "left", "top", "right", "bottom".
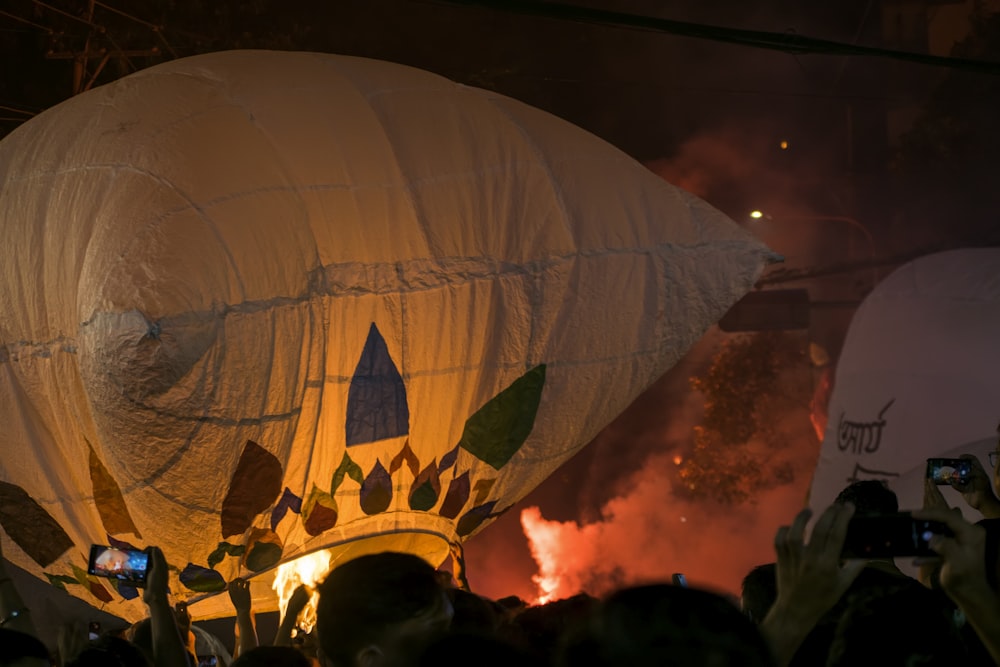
[
  {"left": 272, "top": 550, "right": 333, "bottom": 633},
  {"left": 520, "top": 506, "right": 568, "bottom": 604}
]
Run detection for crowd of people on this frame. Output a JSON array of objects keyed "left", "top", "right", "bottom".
[{"left": 3, "top": 447, "right": 1000, "bottom": 667}]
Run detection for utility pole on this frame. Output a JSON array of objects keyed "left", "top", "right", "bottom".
[
  {"left": 40, "top": 0, "right": 160, "bottom": 95},
  {"left": 73, "top": 0, "right": 95, "bottom": 95}
]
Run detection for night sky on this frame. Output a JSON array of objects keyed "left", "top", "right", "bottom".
[{"left": 3, "top": 0, "right": 999, "bottom": 606}]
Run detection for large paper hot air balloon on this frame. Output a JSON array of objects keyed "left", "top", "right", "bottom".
[
  {"left": 0, "top": 50, "right": 772, "bottom": 620},
  {"left": 809, "top": 248, "right": 1000, "bottom": 525}
]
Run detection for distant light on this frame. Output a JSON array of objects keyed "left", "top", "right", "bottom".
[
  {"left": 780, "top": 140, "right": 789, "bottom": 150},
  {"left": 749, "top": 210, "right": 764, "bottom": 219},
  {"left": 680, "top": 516, "right": 687, "bottom": 522},
  {"left": 673, "top": 455, "right": 683, "bottom": 465}
]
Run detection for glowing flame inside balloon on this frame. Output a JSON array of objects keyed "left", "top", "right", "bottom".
[{"left": 273, "top": 550, "right": 333, "bottom": 634}]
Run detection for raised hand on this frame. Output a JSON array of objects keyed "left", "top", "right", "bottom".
[
  {"left": 228, "top": 577, "right": 252, "bottom": 614},
  {"left": 228, "top": 577, "right": 258, "bottom": 656},
  {"left": 912, "top": 507, "right": 1000, "bottom": 664},
  {"left": 761, "top": 503, "right": 866, "bottom": 666},
  {"left": 949, "top": 454, "right": 1000, "bottom": 518}
]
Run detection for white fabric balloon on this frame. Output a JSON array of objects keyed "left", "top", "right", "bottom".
[
  {"left": 809, "top": 248, "right": 1000, "bottom": 522},
  {"left": 0, "top": 50, "right": 772, "bottom": 620}
]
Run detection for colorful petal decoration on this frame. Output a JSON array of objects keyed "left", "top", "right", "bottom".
[
  {"left": 242, "top": 527, "right": 283, "bottom": 572},
  {"left": 88, "top": 579, "right": 114, "bottom": 603},
  {"left": 439, "top": 471, "right": 470, "bottom": 519},
  {"left": 331, "top": 451, "right": 365, "bottom": 492},
  {"left": 44, "top": 573, "right": 80, "bottom": 591},
  {"left": 88, "top": 439, "right": 140, "bottom": 537},
  {"left": 389, "top": 439, "right": 420, "bottom": 478},
  {"left": 302, "top": 485, "right": 339, "bottom": 536},
  {"left": 346, "top": 323, "right": 409, "bottom": 446},
  {"left": 458, "top": 365, "right": 546, "bottom": 470},
  {"left": 220, "top": 440, "right": 284, "bottom": 538},
  {"left": 359, "top": 460, "right": 392, "bottom": 515},
  {"left": 456, "top": 501, "right": 499, "bottom": 537},
  {"left": 72, "top": 563, "right": 114, "bottom": 603},
  {"left": 270, "top": 487, "right": 304, "bottom": 531},
  {"left": 472, "top": 478, "right": 496, "bottom": 505},
  {"left": 0, "top": 481, "right": 73, "bottom": 567},
  {"left": 408, "top": 462, "right": 441, "bottom": 511},
  {"left": 179, "top": 563, "right": 227, "bottom": 593},
  {"left": 207, "top": 542, "right": 246, "bottom": 569},
  {"left": 438, "top": 445, "right": 459, "bottom": 473}
]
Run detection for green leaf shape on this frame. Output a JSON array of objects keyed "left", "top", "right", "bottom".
[
  {"left": 458, "top": 365, "right": 546, "bottom": 470},
  {"left": 331, "top": 451, "right": 365, "bottom": 492},
  {"left": 243, "top": 527, "right": 283, "bottom": 572},
  {"left": 179, "top": 563, "right": 227, "bottom": 593},
  {"left": 408, "top": 462, "right": 441, "bottom": 511},
  {"left": 207, "top": 542, "right": 246, "bottom": 569},
  {"left": 45, "top": 573, "right": 80, "bottom": 591}
]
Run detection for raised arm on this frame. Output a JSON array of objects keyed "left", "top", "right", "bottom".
[
  {"left": 143, "top": 546, "right": 194, "bottom": 667},
  {"left": 913, "top": 508, "right": 1000, "bottom": 664},
  {"left": 759, "top": 503, "right": 865, "bottom": 667},
  {"left": 273, "top": 584, "right": 311, "bottom": 647},
  {"left": 228, "top": 577, "right": 258, "bottom": 657}
]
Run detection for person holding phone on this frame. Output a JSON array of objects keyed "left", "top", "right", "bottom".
[
  {"left": 913, "top": 507, "right": 1000, "bottom": 665},
  {"left": 948, "top": 455, "right": 1000, "bottom": 520},
  {"left": 923, "top": 424, "right": 1000, "bottom": 592}
]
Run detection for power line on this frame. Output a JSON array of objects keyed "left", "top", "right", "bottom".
[
  {"left": 435, "top": 0, "right": 1000, "bottom": 75},
  {"left": 0, "top": 9, "right": 53, "bottom": 33}
]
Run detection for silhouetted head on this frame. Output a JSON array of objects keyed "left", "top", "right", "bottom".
[
  {"left": 502, "top": 593, "right": 597, "bottom": 665},
  {"left": 315, "top": 552, "right": 452, "bottom": 667},
  {"left": 418, "top": 632, "right": 543, "bottom": 667},
  {"left": 446, "top": 589, "right": 502, "bottom": 636},
  {"left": 740, "top": 563, "right": 777, "bottom": 624},
  {"left": 834, "top": 480, "right": 898, "bottom": 514},
  {"left": 0, "top": 628, "right": 50, "bottom": 667},
  {"left": 559, "top": 584, "right": 776, "bottom": 667},
  {"left": 825, "top": 580, "right": 967, "bottom": 666},
  {"left": 64, "top": 635, "right": 151, "bottom": 667},
  {"left": 232, "top": 645, "right": 312, "bottom": 667}
]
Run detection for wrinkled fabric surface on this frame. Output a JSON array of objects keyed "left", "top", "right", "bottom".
[{"left": 0, "top": 50, "right": 772, "bottom": 620}]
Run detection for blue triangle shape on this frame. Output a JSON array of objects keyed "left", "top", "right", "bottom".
[{"left": 346, "top": 323, "right": 410, "bottom": 446}]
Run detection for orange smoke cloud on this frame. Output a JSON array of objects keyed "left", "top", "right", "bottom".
[
  {"left": 520, "top": 329, "right": 822, "bottom": 603},
  {"left": 521, "top": 454, "right": 813, "bottom": 602}
]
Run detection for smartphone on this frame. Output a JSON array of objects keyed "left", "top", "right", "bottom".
[
  {"left": 87, "top": 544, "right": 150, "bottom": 587},
  {"left": 841, "top": 512, "right": 951, "bottom": 559},
  {"left": 671, "top": 572, "right": 688, "bottom": 587},
  {"left": 926, "top": 458, "right": 972, "bottom": 485}
]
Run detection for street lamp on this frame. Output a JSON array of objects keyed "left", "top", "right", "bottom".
[{"left": 748, "top": 209, "right": 878, "bottom": 285}]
